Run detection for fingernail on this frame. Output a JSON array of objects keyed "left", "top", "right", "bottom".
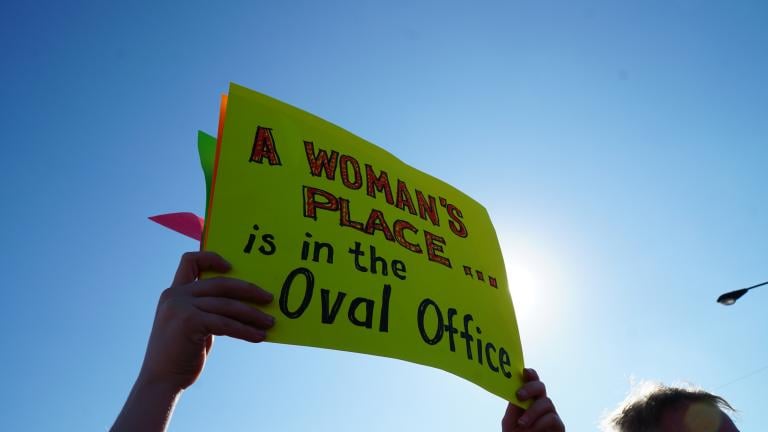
[
  {"left": 517, "top": 389, "right": 529, "bottom": 399},
  {"left": 268, "top": 315, "right": 276, "bottom": 326},
  {"left": 258, "top": 287, "right": 274, "bottom": 300},
  {"left": 517, "top": 416, "right": 528, "bottom": 427},
  {"left": 254, "top": 329, "right": 267, "bottom": 340}
]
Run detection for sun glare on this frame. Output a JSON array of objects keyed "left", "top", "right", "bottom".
[
  {"left": 506, "top": 261, "right": 539, "bottom": 322},
  {"left": 498, "top": 232, "right": 565, "bottom": 344}
]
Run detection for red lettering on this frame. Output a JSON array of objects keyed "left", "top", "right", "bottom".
[
  {"left": 304, "top": 141, "right": 339, "bottom": 179},
  {"left": 424, "top": 230, "right": 451, "bottom": 268},
  {"left": 365, "top": 209, "right": 394, "bottom": 241},
  {"left": 393, "top": 220, "right": 422, "bottom": 253},
  {"left": 339, "top": 155, "right": 362, "bottom": 190},
  {"left": 395, "top": 180, "right": 417, "bottom": 215},
  {"left": 447, "top": 204, "right": 467, "bottom": 238},
  {"left": 303, "top": 187, "right": 339, "bottom": 219},
  {"left": 250, "top": 127, "right": 281, "bottom": 165},
  {"left": 365, "top": 164, "right": 394, "bottom": 205},
  {"left": 416, "top": 190, "right": 439, "bottom": 226},
  {"left": 339, "top": 198, "right": 365, "bottom": 231}
]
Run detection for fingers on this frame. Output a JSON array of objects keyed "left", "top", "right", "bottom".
[
  {"left": 517, "top": 396, "right": 556, "bottom": 429},
  {"left": 199, "top": 311, "right": 267, "bottom": 343},
  {"left": 501, "top": 403, "right": 524, "bottom": 431},
  {"left": 527, "top": 412, "right": 564, "bottom": 432},
  {"left": 173, "top": 251, "right": 231, "bottom": 286},
  {"left": 523, "top": 367, "right": 540, "bottom": 382},
  {"left": 194, "top": 297, "right": 275, "bottom": 329},
  {"left": 517, "top": 380, "right": 546, "bottom": 401},
  {"left": 170, "top": 252, "right": 273, "bottom": 303},
  {"left": 190, "top": 277, "right": 274, "bottom": 304},
  {"left": 512, "top": 368, "right": 563, "bottom": 431},
  {"left": 168, "top": 252, "right": 275, "bottom": 345}
]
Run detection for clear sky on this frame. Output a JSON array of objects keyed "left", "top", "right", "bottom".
[{"left": 2, "top": 0, "right": 767, "bottom": 430}]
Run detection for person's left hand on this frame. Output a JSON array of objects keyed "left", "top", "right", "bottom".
[
  {"left": 501, "top": 368, "right": 565, "bottom": 432},
  {"left": 112, "top": 251, "right": 275, "bottom": 432},
  {"left": 139, "top": 251, "right": 275, "bottom": 392}
]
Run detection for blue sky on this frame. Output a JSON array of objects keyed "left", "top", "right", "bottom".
[{"left": 1, "top": 0, "right": 766, "bottom": 430}]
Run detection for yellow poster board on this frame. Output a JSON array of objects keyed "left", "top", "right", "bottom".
[{"left": 203, "top": 83, "right": 525, "bottom": 403}]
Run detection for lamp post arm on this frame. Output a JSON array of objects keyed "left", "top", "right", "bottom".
[{"left": 744, "top": 280, "right": 768, "bottom": 291}]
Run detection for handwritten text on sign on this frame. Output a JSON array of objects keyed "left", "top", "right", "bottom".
[{"left": 202, "top": 84, "right": 525, "bottom": 403}]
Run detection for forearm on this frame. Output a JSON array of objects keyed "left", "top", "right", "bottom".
[
  {"left": 111, "top": 252, "right": 274, "bottom": 431},
  {"left": 111, "top": 374, "right": 182, "bottom": 432}
]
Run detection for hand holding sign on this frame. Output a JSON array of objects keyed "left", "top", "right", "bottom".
[
  {"left": 502, "top": 368, "right": 565, "bottom": 432},
  {"left": 112, "top": 251, "right": 275, "bottom": 432},
  {"left": 111, "top": 255, "right": 562, "bottom": 431},
  {"left": 125, "top": 84, "right": 562, "bottom": 431},
  {"left": 144, "top": 251, "right": 275, "bottom": 390}
]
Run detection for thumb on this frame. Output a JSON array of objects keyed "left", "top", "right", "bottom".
[{"left": 172, "top": 251, "right": 231, "bottom": 286}]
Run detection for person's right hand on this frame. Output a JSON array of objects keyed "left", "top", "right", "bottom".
[
  {"left": 501, "top": 368, "right": 565, "bottom": 432},
  {"left": 138, "top": 251, "right": 275, "bottom": 392}
]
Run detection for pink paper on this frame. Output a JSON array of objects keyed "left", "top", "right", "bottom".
[{"left": 149, "top": 212, "right": 204, "bottom": 241}]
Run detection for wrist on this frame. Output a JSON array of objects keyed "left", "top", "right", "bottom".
[
  {"left": 111, "top": 375, "right": 183, "bottom": 432},
  {"left": 135, "top": 369, "right": 185, "bottom": 398}
]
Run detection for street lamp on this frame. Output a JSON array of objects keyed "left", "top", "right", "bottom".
[{"left": 717, "top": 280, "right": 768, "bottom": 305}]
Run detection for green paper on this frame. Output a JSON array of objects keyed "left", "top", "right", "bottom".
[
  {"left": 197, "top": 130, "right": 216, "bottom": 221},
  {"left": 202, "top": 83, "right": 526, "bottom": 404}
]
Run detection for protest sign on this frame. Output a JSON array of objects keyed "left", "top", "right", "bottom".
[{"left": 202, "top": 84, "right": 525, "bottom": 403}]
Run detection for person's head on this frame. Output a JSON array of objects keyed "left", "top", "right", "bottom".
[{"left": 604, "top": 383, "right": 738, "bottom": 432}]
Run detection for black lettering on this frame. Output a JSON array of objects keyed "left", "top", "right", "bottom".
[
  {"left": 368, "top": 245, "right": 387, "bottom": 276},
  {"left": 499, "top": 347, "right": 512, "bottom": 378},
  {"left": 312, "top": 241, "right": 334, "bottom": 264},
  {"left": 391, "top": 260, "right": 407, "bottom": 280},
  {"left": 460, "top": 314, "right": 474, "bottom": 360},
  {"left": 443, "top": 308, "right": 458, "bottom": 352},
  {"left": 417, "top": 298, "right": 444, "bottom": 345},
  {"left": 348, "top": 241, "right": 368, "bottom": 272},
  {"left": 379, "top": 284, "right": 391, "bottom": 332},
  {"left": 485, "top": 343, "right": 498, "bottom": 372},
  {"left": 300, "top": 232, "right": 312, "bottom": 260},
  {"left": 320, "top": 288, "right": 346, "bottom": 324},
  {"left": 348, "top": 297, "right": 374, "bottom": 328},
  {"left": 475, "top": 326, "right": 483, "bottom": 365},
  {"left": 279, "top": 267, "right": 314, "bottom": 319},
  {"left": 243, "top": 224, "right": 259, "bottom": 254},
  {"left": 258, "top": 234, "right": 276, "bottom": 255}
]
